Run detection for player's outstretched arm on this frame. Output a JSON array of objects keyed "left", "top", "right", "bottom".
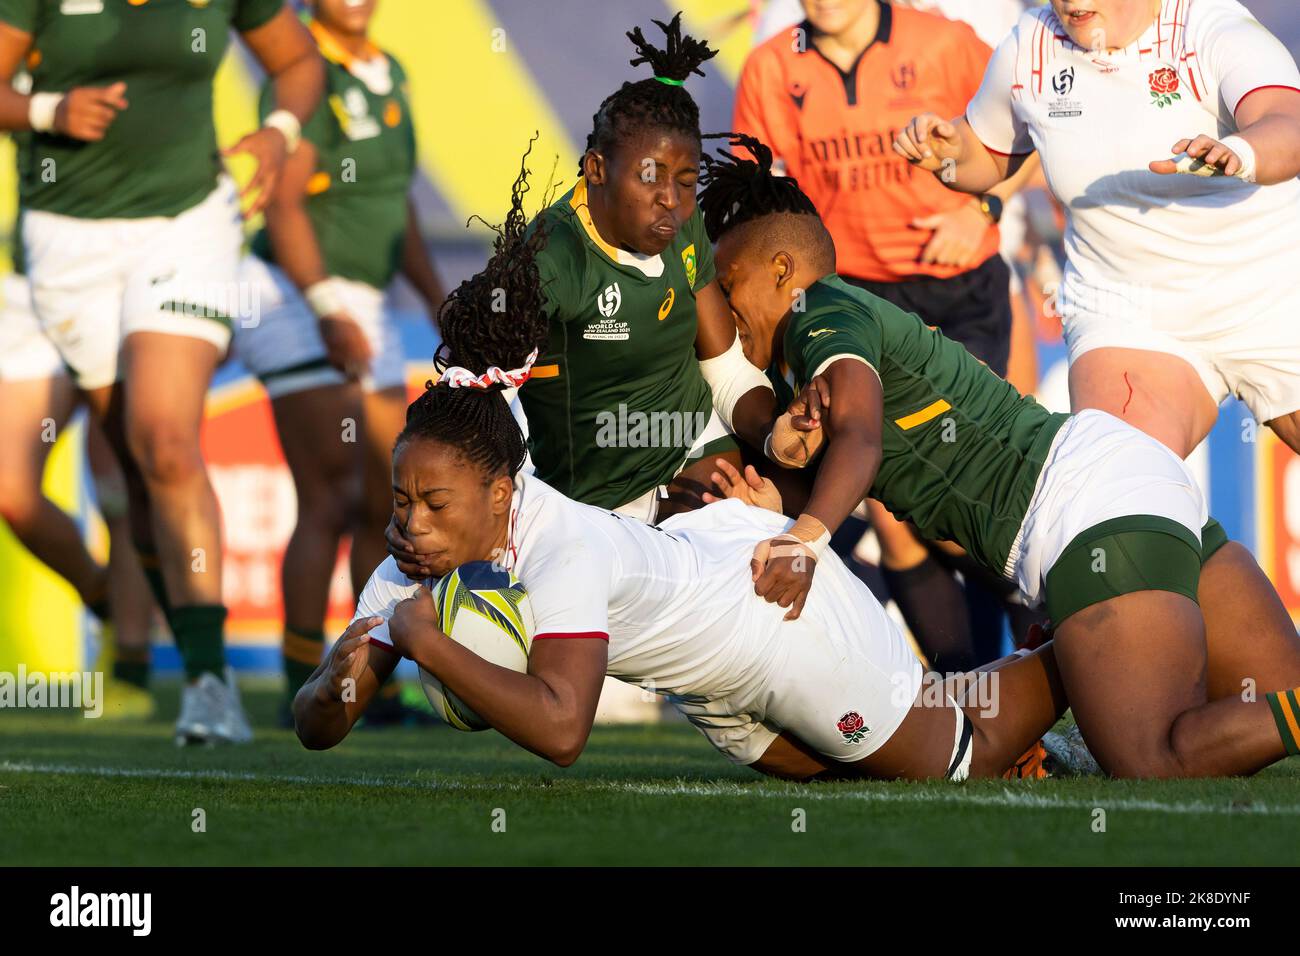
[
  {"left": 294, "top": 616, "right": 399, "bottom": 750},
  {"left": 228, "top": 7, "right": 325, "bottom": 216},
  {"left": 750, "top": 358, "right": 883, "bottom": 621},
  {"left": 1150, "top": 88, "right": 1300, "bottom": 186},
  {"left": 893, "top": 114, "right": 1019, "bottom": 196},
  {"left": 390, "top": 589, "right": 608, "bottom": 767}
]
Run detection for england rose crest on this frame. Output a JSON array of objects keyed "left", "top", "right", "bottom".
[
  {"left": 1148, "top": 68, "right": 1181, "bottom": 108},
  {"left": 837, "top": 711, "right": 868, "bottom": 744}
]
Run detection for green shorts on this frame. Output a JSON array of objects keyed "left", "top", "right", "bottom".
[
  {"left": 1200, "top": 516, "right": 1229, "bottom": 565},
  {"left": 1043, "top": 515, "right": 1203, "bottom": 626}
]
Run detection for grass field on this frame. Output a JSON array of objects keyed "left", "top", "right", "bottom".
[{"left": 1, "top": 678, "right": 1297, "bottom": 866}]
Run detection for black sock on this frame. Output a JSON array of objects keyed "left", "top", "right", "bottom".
[{"left": 881, "top": 556, "right": 976, "bottom": 673}]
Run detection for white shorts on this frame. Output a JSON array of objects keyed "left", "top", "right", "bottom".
[
  {"left": 0, "top": 273, "right": 64, "bottom": 383},
  {"left": 1064, "top": 298, "right": 1300, "bottom": 424},
  {"left": 612, "top": 409, "right": 733, "bottom": 523},
  {"left": 1006, "top": 409, "right": 1207, "bottom": 611},
  {"left": 22, "top": 176, "right": 244, "bottom": 390},
  {"left": 661, "top": 510, "right": 925, "bottom": 766},
  {"left": 232, "top": 255, "right": 405, "bottom": 398}
]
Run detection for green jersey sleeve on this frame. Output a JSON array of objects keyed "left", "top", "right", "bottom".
[
  {"left": 234, "top": 0, "right": 284, "bottom": 33},
  {"left": 533, "top": 213, "right": 590, "bottom": 324},
  {"left": 0, "top": 0, "right": 38, "bottom": 33},
  {"left": 787, "top": 288, "right": 884, "bottom": 387}
]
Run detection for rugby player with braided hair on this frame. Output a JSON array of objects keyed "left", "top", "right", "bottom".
[
  {"left": 696, "top": 132, "right": 1300, "bottom": 777},
  {"left": 293, "top": 152, "right": 1073, "bottom": 782}
]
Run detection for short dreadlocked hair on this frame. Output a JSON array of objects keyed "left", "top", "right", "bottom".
[
  {"left": 581, "top": 12, "right": 718, "bottom": 174},
  {"left": 698, "top": 132, "right": 836, "bottom": 269},
  {"left": 398, "top": 142, "right": 550, "bottom": 481}
]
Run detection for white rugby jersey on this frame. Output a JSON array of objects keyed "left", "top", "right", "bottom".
[
  {"left": 358, "top": 473, "right": 909, "bottom": 702},
  {"left": 966, "top": 0, "right": 1300, "bottom": 336}
]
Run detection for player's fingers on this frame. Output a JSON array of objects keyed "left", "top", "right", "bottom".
[
  {"left": 101, "top": 81, "right": 129, "bottom": 108},
  {"left": 1224, "top": 153, "right": 1241, "bottom": 178},
  {"left": 1187, "top": 135, "right": 1216, "bottom": 159},
  {"left": 751, "top": 540, "right": 772, "bottom": 584},
  {"left": 743, "top": 464, "right": 765, "bottom": 491},
  {"left": 934, "top": 120, "right": 957, "bottom": 141},
  {"left": 1170, "top": 138, "right": 1192, "bottom": 155},
  {"left": 1148, "top": 158, "right": 1177, "bottom": 175},
  {"left": 714, "top": 456, "right": 745, "bottom": 489},
  {"left": 785, "top": 586, "right": 809, "bottom": 622},
  {"left": 813, "top": 375, "right": 831, "bottom": 410},
  {"left": 1204, "top": 144, "right": 1230, "bottom": 168}
]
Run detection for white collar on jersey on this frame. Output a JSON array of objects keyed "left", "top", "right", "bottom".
[{"left": 310, "top": 18, "right": 394, "bottom": 96}]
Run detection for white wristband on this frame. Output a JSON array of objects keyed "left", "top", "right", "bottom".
[
  {"left": 305, "top": 278, "right": 346, "bottom": 319},
  {"left": 263, "top": 109, "right": 302, "bottom": 153},
  {"left": 1219, "top": 134, "right": 1257, "bottom": 183},
  {"left": 28, "top": 92, "right": 63, "bottom": 133}
]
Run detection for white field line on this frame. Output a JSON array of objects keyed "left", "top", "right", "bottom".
[{"left": 0, "top": 760, "right": 1294, "bottom": 817}]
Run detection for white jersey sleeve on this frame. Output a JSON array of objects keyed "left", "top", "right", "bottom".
[
  {"left": 513, "top": 505, "right": 617, "bottom": 642},
  {"left": 1187, "top": 0, "right": 1300, "bottom": 117},
  {"left": 352, "top": 557, "right": 428, "bottom": 649},
  {"left": 965, "top": 22, "right": 1034, "bottom": 155}
]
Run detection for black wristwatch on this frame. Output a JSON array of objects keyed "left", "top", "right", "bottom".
[{"left": 978, "top": 194, "right": 1004, "bottom": 225}]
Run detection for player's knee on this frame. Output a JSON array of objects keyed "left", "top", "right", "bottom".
[{"left": 127, "top": 422, "right": 203, "bottom": 485}]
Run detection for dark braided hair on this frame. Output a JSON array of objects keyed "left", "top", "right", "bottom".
[
  {"left": 698, "top": 132, "right": 822, "bottom": 242},
  {"left": 398, "top": 143, "right": 550, "bottom": 481},
  {"left": 581, "top": 12, "right": 718, "bottom": 174}
]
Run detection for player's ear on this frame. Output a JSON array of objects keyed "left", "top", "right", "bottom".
[
  {"left": 772, "top": 250, "right": 796, "bottom": 290},
  {"left": 489, "top": 473, "right": 514, "bottom": 516},
  {"left": 583, "top": 150, "right": 606, "bottom": 186}
]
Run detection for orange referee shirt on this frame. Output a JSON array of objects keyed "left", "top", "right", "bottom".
[{"left": 733, "top": 1, "right": 999, "bottom": 282}]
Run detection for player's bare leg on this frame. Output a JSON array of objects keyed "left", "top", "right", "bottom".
[
  {"left": 273, "top": 383, "right": 361, "bottom": 701},
  {"left": 352, "top": 386, "right": 407, "bottom": 590},
  {"left": 1197, "top": 541, "right": 1300, "bottom": 700},
  {"left": 1265, "top": 409, "right": 1300, "bottom": 456},
  {"left": 1053, "top": 590, "right": 1293, "bottom": 778},
  {"left": 0, "top": 374, "right": 108, "bottom": 606},
  {"left": 1069, "top": 347, "right": 1218, "bottom": 458},
  {"left": 121, "top": 333, "right": 224, "bottom": 608}
]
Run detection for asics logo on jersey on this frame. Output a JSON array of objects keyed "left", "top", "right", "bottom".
[
  {"left": 658, "top": 287, "right": 675, "bottom": 321},
  {"left": 807, "top": 328, "right": 837, "bottom": 339},
  {"left": 596, "top": 283, "right": 622, "bottom": 318},
  {"left": 1052, "top": 67, "right": 1075, "bottom": 97}
]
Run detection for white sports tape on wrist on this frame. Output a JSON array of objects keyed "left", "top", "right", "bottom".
[
  {"left": 28, "top": 92, "right": 63, "bottom": 133},
  {"left": 305, "top": 278, "right": 346, "bottom": 319},
  {"left": 1218, "top": 134, "right": 1257, "bottom": 183},
  {"left": 264, "top": 109, "right": 302, "bottom": 153}
]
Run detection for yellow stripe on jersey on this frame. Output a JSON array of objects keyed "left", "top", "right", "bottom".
[
  {"left": 895, "top": 399, "right": 952, "bottom": 431},
  {"left": 370, "top": 0, "right": 577, "bottom": 223}
]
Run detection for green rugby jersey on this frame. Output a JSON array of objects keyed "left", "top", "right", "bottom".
[
  {"left": 774, "top": 274, "right": 1067, "bottom": 576},
  {"left": 518, "top": 178, "right": 718, "bottom": 510},
  {"left": 251, "top": 21, "right": 415, "bottom": 290},
  {"left": 1, "top": 0, "right": 283, "bottom": 220}
]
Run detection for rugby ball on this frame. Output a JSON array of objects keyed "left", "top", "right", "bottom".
[{"left": 419, "top": 561, "right": 533, "bottom": 731}]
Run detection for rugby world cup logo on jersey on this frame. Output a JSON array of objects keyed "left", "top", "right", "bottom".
[
  {"left": 329, "top": 87, "right": 381, "bottom": 141},
  {"left": 585, "top": 283, "right": 630, "bottom": 340},
  {"left": 596, "top": 282, "right": 622, "bottom": 318},
  {"left": 1047, "top": 67, "right": 1083, "bottom": 119}
]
